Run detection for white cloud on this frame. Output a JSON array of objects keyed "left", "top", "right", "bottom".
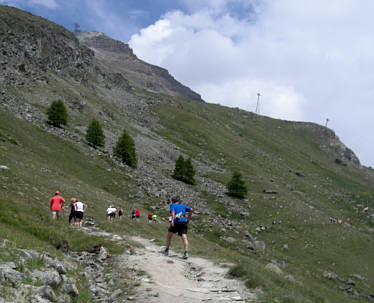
[
  {"left": 129, "top": 0, "right": 374, "bottom": 166},
  {"left": 196, "top": 79, "right": 305, "bottom": 121}
]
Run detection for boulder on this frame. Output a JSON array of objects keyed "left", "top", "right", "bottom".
[
  {"left": 347, "top": 278, "right": 355, "bottom": 286},
  {"left": 246, "top": 242, "right": 255, "bottom": 250},
  {"left": 223, "top": 237, "right": 236, "bottom": 243},
  {"left": 0, "top": 264, "right": 23, "bottom": 285},
  {"left": 55, "top": 263, "right": 67, "bottom": 275},
  {"left": 32, "top": 270, "right": 62, "bottom": 287},
  {"left": 263, "top": 189, "right": 278, "bottom": 194},
  {"left": 322, "top": 271, "right": 339, "bottom": 282},
  {"left": 351, "top": 274, "right": 365, "bottom": 281},
  {"left": 110, "top": 289, "right": 122, "bottom": 300},
  {"left": 18, "top": 249, "right": 34, "bottom": 261},
  {"left": 64, "top": 284, "right": 79, "bottom": 296},
  {"left": 97, "top": 246, "right": 108, "bottom": 261},
  {"left": 271, "top": 259, "right": 286, "bottom": 269},
  {"left": 38, "top": 286, "right": 57, "bottom": 302},
  {"left": 254, "top": 241, "right": 266, "bottom": 253},
  {"left": 264, "top": 263, "right": 283, "bottom": 275},
  {"left": 244, "top": 232, "right": 253, "bottom": 241}
]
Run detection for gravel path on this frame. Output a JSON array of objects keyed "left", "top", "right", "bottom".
[{"left": 86, "top": 228, "right": 257, "bottom": 302}]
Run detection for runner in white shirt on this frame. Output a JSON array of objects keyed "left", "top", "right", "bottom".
[
  {"left": 74, "top": 200, "right": 88, "bottom": 227},
  {"left": 107, "top": 206, "right": 117, "bottom": 221}
]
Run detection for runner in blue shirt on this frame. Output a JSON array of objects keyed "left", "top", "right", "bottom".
[{"left": 163, "top": 196, "right": 193, "bottom": 259}]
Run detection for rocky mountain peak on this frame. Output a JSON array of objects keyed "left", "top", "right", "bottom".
[
  {"left": 75, "top": 31, "right": 134, "bottom": 56},
  {"left": 76, "top": 30, "right": 203, "bottom": 102}
]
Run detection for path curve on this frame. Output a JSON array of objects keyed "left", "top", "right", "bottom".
[{"left": 86, "top": 228, "right": 257, "bottom": 302}]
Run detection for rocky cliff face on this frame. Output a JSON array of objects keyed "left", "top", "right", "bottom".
[
  {"left": 75, "top": 31, "right": 203, "bottom": 102},
  {"left": 294, "top": 123, "right": 361, "bottom": 167},
  {"left": 0, "top": 6, "right": 93, "bottom": 87}
]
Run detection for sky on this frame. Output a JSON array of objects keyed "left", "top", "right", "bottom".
[{"left": 2, "top": 0, "right": 374, "bottom": 167}]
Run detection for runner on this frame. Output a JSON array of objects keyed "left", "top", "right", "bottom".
[
  {"left": 148, "top": 212, "right": 153, "bottom": 223},
  {"left": 152, "top": 213, "right": 158, "bottom": 223},
  {"left": 131, "top": 210, "right": 136, "bottom": 220},
  {"left": 50, "top": 191, "right": 65, "bottom": 220},
  {"left": 74, "top": 199, "right": 88, "bottom": 227},
  {"left": 135, "top": 209, "right": 140, "bottom": 222},
  {"left": 68, "top": 198, "right": 77, "bottom": 225},
  {"left": 118, "top": 208, "right": 124, "bottom": 220},
  {"left": 164, "top": 196, "right": 193, "bottom": 259},
  {"left": 107, "top": 205, "right": 116, "bottom": 221}
]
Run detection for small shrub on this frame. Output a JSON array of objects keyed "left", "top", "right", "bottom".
[
  {"left": 86, "top": 119, "right": 105, "bottom": 148},
  {"left": 113, "top": 129, "right": 137, "bottom": 168},
  {"left": 173, "top": 155, "right": 186, "bottom": 181},
  {"left": 47, "top": 99, "right": 68, "bottom": 127},
  {"left": 227, "top": 171, "right": 247, "bottom": 199},
  {"left": 245, "top": 278, "right": 261, "bottom": 289},
  {"left": 184, "top": 157, "right": 196, "bottom": 184},
  {"left": 228, "top": 265, "right": 247, "bottom": 278},
  {"left": 172, "top": 155, "right": 196, "bottom": 184}
]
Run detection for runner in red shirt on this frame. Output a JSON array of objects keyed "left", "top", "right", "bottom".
[
  {"left": 50, "top": 191, "right": 65, "bottom": 220},
  {"left": 135, "top": 209, "right": 140, "bottom": 222},
  {"left": 148, "top": 212, "right": 153, "bottom": 223}
]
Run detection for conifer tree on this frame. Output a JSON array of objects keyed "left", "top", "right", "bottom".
[
  {"left": 86, "top": 119, "right": 105, "bottom": 148},
  {"left": 173, "top": 156, "right": 196, "bottom": 184},
  {"left": 173, "top": 155, "right": 186, "bottom": 182},
  {"left": 184, "top": 157, "right": 196, "bottom": 184},
  {"left": 227, "top": 171, "right": 247, "bottom": 199},
  {"left": 113, "top": 130, "right": 137, "bottom": 168},
  {"left": 47, "top": 99, "right": 68, "bottom": 127}
]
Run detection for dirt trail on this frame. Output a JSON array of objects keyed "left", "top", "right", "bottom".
[{"left": 87, "top": 228, "right": 257, "bottom": 302}]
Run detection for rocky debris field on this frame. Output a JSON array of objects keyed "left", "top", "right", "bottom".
[{"left": 0, "top": 236, "right": 130, "bottom": 303}]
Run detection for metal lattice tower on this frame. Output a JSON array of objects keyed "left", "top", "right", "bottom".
[
  {"left": 255, "top": 93, "right": 261, "bottom": 114},
  {"left": 325, "top": 118, "right": 330, "bottom": 127}
]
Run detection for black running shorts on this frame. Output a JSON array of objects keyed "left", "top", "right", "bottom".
[
  {"left": 168, "top": 222, "right": 188, "bottom": 236},
  {"left": 75, "top": 211, "right": 84, "bottom": 219}
]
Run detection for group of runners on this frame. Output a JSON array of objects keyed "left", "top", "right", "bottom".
[
  {"left": 106, "top": 205, "right": 123, "bottom": 221},
  {"left": 50, "top": 191, "right": 194, "bottom": 259},
  {"left": 107, "top": 207, "right": 156, "bottom": 222},
  {"left": 49, "top": 191, "right": 88, "bottom": 227}
]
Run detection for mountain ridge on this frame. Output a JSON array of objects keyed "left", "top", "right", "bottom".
[{"left": 75, "top": 30, "right": 203, "bottom": 102}]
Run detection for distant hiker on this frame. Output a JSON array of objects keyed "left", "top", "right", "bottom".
[
  {"left": 135, "top": 209, "right": 140, "bottom": 222},
  {"left": 152, "top": 214, "right": 157, "bottom": 223},
  {"left": 164, "top": 196, "right": 193, "bottom": 259},
  {"left": 131, "top": 210, "right": 136, "bottom": 220},
  {"left": 74, "top": 199, "right": 88, "bottom": 227},
  {"left": 107, "top": 205, "right": 117, "bottom": 221},
  {"left": 118, "top": 208, "right": 124, "bottom": 220},
  {"left": 148, "top": 212, "right": 153, "bottom": 223},
  {"left": 50, "top": 191, "right": 65, "bottom": 220},
  {"left": 68, "top": 198, "right": 77, "bottom": 225}
]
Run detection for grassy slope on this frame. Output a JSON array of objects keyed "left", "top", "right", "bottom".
[
  {"left": 151, "top": 98, "right": 374, "bottom": 302},
  {"left": 1, "top": 90, "right": 373, "bottom": 302}
]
